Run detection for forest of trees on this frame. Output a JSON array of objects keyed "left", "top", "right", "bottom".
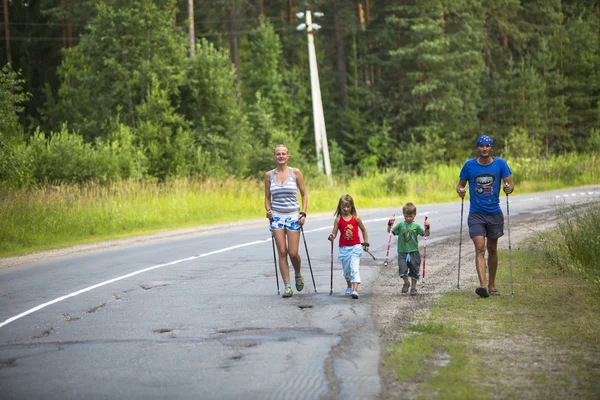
[{"left": 0, "top": 0, "right": 599, "bottom": 188}]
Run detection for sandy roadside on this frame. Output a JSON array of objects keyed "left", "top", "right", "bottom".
[{"left": 371, "top": 215, "right": 561, "bottom": 399}]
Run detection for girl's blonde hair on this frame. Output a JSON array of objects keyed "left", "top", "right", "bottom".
[{"left": 334, "top": 194, "right": 357, "bottom": 217}]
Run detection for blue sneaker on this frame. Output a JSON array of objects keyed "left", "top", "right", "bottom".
[{"left": 344, "top": 288, "right": 352, "bottom": 296}]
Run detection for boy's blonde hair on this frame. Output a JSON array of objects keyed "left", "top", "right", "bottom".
[{"left": 402, "top": 202, "right": 417, "bottom": 216}]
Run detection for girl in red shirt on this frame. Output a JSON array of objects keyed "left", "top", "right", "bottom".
[{"left": 328, "top": 194, "right": 370, "bottom": 299}]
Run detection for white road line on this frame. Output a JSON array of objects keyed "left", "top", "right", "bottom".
[
  {"left": 0, "top": 208, "right": 436, "bottom": 329},
  {"left": 0, "top": 239, "right": 268, "bottom": 329}
]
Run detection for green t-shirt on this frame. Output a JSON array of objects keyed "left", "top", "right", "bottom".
[{"left": 392, "top": 221, "right": 425, "bottom": 253}]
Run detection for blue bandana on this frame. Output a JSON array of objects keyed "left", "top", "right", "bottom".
[{"left": 476, "top": 135, "right": 493, "bottom": 147}]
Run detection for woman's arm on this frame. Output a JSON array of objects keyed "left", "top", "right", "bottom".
[
  {"left": 294, "top": 168, "right": 308, "bottom": 214},
  {"left": 264, "top": 171, "right": 272, "bottom": 219},
  {"left": 294, "top": 168, "right": 308, "bottom": 226}
]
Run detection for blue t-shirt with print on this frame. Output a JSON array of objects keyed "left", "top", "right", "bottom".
[{"left": 459, "top": 157, "right": 512, "bottom": 214}]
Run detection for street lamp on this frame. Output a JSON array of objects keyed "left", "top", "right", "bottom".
[{"left": 297, "top": 10, "right": 332, "bottom": 183}]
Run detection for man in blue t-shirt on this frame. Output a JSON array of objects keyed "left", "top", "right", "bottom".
[{"left": 456, "top": 135, "right": 514, "bottom": 298}]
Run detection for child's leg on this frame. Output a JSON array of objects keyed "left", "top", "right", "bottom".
[
  {"left": 398, "top": 252, "right": 409, "bottom": 282},
  {"left": 409, "top": 251, "right": 421, "bottom": 289},
  {"left": 339, "top": 247, "right": 354, "bottom": 294},
  {"left": 339, "top": 248, "right": 352, "bottom": 283},
  {"left": 343, "top": 261, "right": 352, "bottom": 294},
  {"left": 398, "top": 253, "right": 410, "bottom": 291},
  {"left": 349, "top": 249, "right": 361, "bottom": 292}
]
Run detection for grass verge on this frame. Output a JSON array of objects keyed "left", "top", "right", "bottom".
[
  {"left": 1, "top": 153, "right": 598, "bottom": 257},
  {"left": 384, "top": 245, "right": 600, "bottom": 399}
]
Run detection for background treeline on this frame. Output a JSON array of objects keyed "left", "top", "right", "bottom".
[{"left": 1, "top": 0, "right": 599, "bottom": 189}]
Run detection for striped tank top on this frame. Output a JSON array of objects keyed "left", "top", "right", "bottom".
[{"left": 270, "top": 167, "right": 299, "bottom": 213}]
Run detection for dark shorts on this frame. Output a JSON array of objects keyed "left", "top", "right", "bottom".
[
  {"left": 468, "top": 212, "right": 504, "bottom": 239},
  {"left": 398, "top": 252, "right": 421, "bottom": 281}
]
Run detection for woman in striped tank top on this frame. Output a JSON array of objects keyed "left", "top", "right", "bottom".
[{"left": 264, "top": 144, "right": 308, "bottom": 298}]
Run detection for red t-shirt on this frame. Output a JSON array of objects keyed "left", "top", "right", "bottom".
[{"left": 338, "top": 216, "right": 361, "bottom": 247}]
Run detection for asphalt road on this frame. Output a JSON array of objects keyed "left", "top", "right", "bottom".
[{"left": 1, "top": 186, "right": 598, "bottom": 400}]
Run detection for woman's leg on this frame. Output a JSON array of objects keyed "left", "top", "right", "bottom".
[
  {"left": 273, "top": 229, "right": 290, "bottom": 284},
  {"left": 286, "top": 230, "right": 302, "bottom": 274}
]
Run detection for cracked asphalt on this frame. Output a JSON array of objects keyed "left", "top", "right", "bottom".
[{"left": 0, "top": 186, "right": 598, "bottom": 399}]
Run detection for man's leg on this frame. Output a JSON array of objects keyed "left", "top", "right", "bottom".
[
  {"left": 472, "top": 236, "right": 487, "bottom": 288},
  {"left": 487, "top": 238, "right": 499, "bottom": 290}
]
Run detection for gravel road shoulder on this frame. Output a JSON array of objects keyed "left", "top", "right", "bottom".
[{"left": 370, "top": 215, "right": 561, "bottom": 399}]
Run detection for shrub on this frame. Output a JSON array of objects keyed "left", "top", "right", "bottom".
[{"left": 542, "top": 201, "right": 600, "bottom": 291}]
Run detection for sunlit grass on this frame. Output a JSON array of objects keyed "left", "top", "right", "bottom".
[
  {"left": 0, "top": 178, "right": 265, "bottom": 256},
  {"left": 1, "top": 153, "right": 598, "bottom": 257}
]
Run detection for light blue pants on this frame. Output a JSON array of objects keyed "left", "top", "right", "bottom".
[{"left": 338, "top": 244, "right": 363, "bottom": 283}]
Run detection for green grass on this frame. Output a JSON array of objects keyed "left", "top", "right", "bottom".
[
  {"left": 384, "top": 246, "right": 600, "bottom": 399},
  {"left": 1, "top": 153, "right": 598, "bottom": 257}
]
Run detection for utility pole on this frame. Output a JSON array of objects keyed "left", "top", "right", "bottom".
[
  {"left": 188, "top": 0, "right": 195, "bottom": 57},
  {"left": 297, "top": 10, "right": 332, "bottom": 183}
]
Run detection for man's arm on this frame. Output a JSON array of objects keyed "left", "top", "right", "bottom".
[
  {"left": 456, "top": 178, "right": 468, "bottom": 198},
  {"left": 503, "top": 176, "right": 514, "bottom": 194}
]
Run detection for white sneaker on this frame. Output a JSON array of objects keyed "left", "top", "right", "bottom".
[
  {"left": 344, "top": 288, "right": 352, "bottom": 296},
  {"left": 351, "top": 291, "right": 359, "bottom": 299}
]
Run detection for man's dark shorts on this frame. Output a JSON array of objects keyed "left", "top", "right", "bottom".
[{"left": 468, "top": 212, "right": 504, "bottom": 239}]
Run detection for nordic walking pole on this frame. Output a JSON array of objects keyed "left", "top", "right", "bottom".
[
  {"left": 457, "top": 198, "right": 464, "bottom": 290},
  {"left": 384, "top": 214, "right": 395, "bottom": 266},
  {"left": 270, "top": 222, "right": 280, "bottom": 295},
  {"left": 422, "top": 216, "right": 428, "bottom": 286},
  {"left": 329, "top": 238, "right": 334, "bottom": 295},
  {"left": 365, "top": 249, "right": 376, "bottom": 260},
  {"left": 300, "top": 226, "right": 317, "bottom": 292},
  {"left": 506, "top": 188, "right": 514, "bottom": 296}
]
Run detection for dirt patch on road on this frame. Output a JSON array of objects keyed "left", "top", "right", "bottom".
[{"left": 371, "top": 216, "right": 560, "bottom": 399}]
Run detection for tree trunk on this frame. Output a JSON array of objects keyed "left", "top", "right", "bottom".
[
  {"left": 67, "top": 1, "right": 73, "bottom": 48},
  {"left": 3, "top": 0, "right": 11, "bottom": 64},
  {"left": 171, "top": 2, "right": 177, "bottom": 28},
  {"left": 188, "top": 0, "right": 195, "bottom": 57},
  {"left": 333, "top": 0, "right": 347, "bottom": 104},
  {"left": 228, "top": 1, "right": 239, "bottom": 78}
]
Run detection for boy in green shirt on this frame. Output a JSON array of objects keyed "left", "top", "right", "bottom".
[{"left": 387, "top": 202, "right": 430, "bottom": 296}]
